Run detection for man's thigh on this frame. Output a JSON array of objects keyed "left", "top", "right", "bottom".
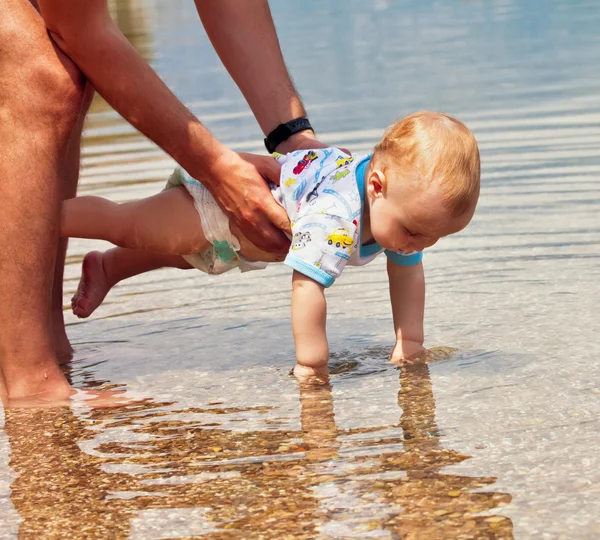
[{"left": 0, "top": 0, "right": 85, "bottom": 130}]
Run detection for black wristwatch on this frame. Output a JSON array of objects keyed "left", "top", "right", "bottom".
[{"left": 264, "top": 117, "right": 314, "bottom": 154}]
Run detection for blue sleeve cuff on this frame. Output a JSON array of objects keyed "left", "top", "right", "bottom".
[
  {"left": 284, "top": 254, "right": 335, "bottom": 288},
  {"left": 385, "top": 250, "right": 423, "bottom": 266}
]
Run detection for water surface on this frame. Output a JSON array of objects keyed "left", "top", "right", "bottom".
[{"left": 1, "top": 0, "right": 600, "bottom": 537}]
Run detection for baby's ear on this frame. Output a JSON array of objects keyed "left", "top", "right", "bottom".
[{"left": 367, "top": 169, "right": 387, "bottom": 199}]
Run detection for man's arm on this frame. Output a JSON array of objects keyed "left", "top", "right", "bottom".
[
  {"left": 38, "top": 0, "right": 290, "bottom": 252},
  {"left": 387, "top": 260, "right": 427, "bottom": 362},
  {"left": 195, "top": 0, "right": 322, "bottom": 153},
  {"left": 291, "top": 271, "right": 329, "bottom": 383}
]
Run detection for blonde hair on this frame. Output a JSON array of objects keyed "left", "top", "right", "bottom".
[{"left": 373, "top": 111, "right": 480, "bottom": 217}]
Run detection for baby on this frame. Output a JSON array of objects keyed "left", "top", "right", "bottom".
[{"left": 62, "top": 111, "right": 480, "bottom": 382}]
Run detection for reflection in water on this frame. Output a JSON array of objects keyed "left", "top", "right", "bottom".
[
  {"left": 392, "top": 361, "right": 511, "bottom": 536},
  {"left": 6, "top": 354, "right": 512, "bottom": 538}
]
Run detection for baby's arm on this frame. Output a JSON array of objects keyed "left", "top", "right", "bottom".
[
  {"left": 291, "top": 271, "right": 329, "bottom": 383},
  {"left": 387, "top": 259, "right": 426, "bottom": 362}
]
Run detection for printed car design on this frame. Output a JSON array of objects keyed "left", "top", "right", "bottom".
[
  {"left": 293, "top": 151, "right": 318, "bottom": 175},
  {"left": 291, "top": 230, "right": 312, "bottom": 250},
  {"left": 335, "top": 155, "right": 354, "bottom": 168},
  {"left": 326, "top": 227, "right": 353, "bottom": 249},
  {"left": 332, "top": 169, "right": 350, "bottom": 183}
]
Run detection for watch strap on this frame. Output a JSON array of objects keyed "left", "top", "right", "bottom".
[{"left": 264, "top": 117, "right": 313, "bottom": 154}]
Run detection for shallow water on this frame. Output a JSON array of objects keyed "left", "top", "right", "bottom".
[{"left": 2, "top": 0, "right": 600, "bottom": 538}]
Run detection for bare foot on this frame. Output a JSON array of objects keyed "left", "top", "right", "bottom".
[
  {"left": 1, "top": 355, "right": 146, "bottom": 410},
  {"left": 1, "top": 362, "right": 72, "bottom": 409},
  {"left": 71, "top": 251, "right": 112, "bottom": 318}
]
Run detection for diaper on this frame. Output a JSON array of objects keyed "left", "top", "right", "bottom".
[{"left": 165, "top": 168, "right": 267, "bottom": 275}]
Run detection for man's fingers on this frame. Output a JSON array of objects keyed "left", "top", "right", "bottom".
[
  {"left": 262, "top": 197, "right": 291, "bottom": 235},
  {"left": 232, "top": 208, "right": 289, "bottom": 254},
  {"left": 239, "top": 153, "right": 281, "bottom": 185},
  {"left": 242, "top": 219, "right": 289, "bottom": 254},
  {"left": 208, "top": 151, "right": 292, "bottom": 254},
  {"left": 256, "top": 156, "right": 281, "bottom": 185},
  {"left": 215, "top": 191, "right": 289, "bottom": 254}
]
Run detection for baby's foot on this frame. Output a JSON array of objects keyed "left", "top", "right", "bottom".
[{"left": 71, "top": 251, "right": 112, "bottom": 318}]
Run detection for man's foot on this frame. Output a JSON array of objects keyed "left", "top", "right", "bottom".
[
  {"left": 1, "top": 360, "right": 72, "bottom": 408},
  {"left": 71, "top": 251, "right": 112, "bottom": 318},
  {"left": 6, "top": 387, "right": 144, "bottom": 409}
]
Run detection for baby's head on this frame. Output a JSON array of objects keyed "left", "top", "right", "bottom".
[{"left": 366, "top": 111, "right": 480, "bottom": 253}]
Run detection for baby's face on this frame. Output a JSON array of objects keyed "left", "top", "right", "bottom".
[{"left": 369, "top": 174, "right": 472, "bottom": 254}]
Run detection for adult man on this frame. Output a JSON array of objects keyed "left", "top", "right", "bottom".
[{"left": 0, "top": 0, "right": 322, "bottom": 405}]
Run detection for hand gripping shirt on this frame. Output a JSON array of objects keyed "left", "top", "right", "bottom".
[{"left": 276, "top": 148, "right": 422, "bottom": 287}]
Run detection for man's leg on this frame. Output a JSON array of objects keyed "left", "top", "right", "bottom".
[
  {"left": 0, "top": 0, "right": 86, "bottom": 402},
  {"left": 52, "top": 83, "right": 95, "bottom": 364}
]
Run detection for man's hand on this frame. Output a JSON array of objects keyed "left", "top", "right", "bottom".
[{"left": 201, "top": 149, "right": 291, "bottom": 254}]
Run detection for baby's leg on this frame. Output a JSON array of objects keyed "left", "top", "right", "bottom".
[
  {"left": 62, "top": 187, "right": 210, "bottom": 255},
  {"left": 72, "top": 248, "right": 192, "bottom": 318}
]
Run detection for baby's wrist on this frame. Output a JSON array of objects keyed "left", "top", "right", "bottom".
[{"left": 390, "top": 340, "right": 425, "bottom": 362}]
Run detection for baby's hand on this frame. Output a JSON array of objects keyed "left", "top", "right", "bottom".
[
  {"left": 390, "top": 344, "right": 459, "bottom": 365},
  {"left": 293, "top": 364, "right": 330, "bottom": 385},
  {"left": 389, "top": 340, "right": 426, "bottom": 365}
]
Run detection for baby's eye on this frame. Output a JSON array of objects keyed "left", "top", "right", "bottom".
[{"left": 405, "top": 228, "right": 417, "bottom": 237}]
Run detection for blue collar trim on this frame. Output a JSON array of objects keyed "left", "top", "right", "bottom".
[{"left": 355, "top": 154, "right": 382, "bottom": 258}]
